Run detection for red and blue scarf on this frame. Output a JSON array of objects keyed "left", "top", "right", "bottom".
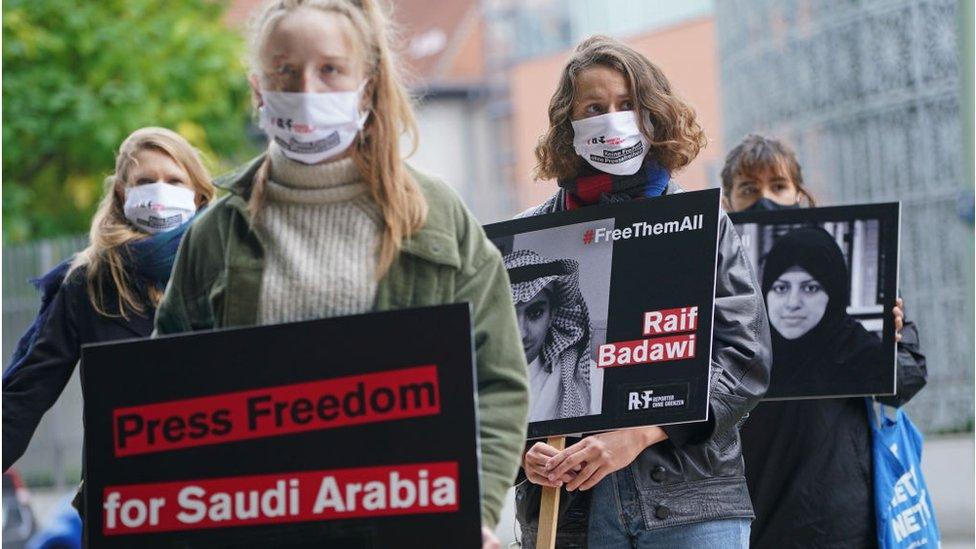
[{"left": 558, "top": 161, "right": 670, "bottom": 210}]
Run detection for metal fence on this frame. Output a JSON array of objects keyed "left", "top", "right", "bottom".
[{"left": 3, "top": 234, "right": 88, "bottom": 489}]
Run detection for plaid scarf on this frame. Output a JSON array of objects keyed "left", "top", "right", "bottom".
[
  {"left": 504, "top": 250, "right": 592, "bottom": 419},
  {"left": 558, "top": 160, "right": 670, "bottom": 210}
]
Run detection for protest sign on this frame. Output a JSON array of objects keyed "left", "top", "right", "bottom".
[
  {"left": 484, "top": 189, "right": 721, "bottom": 439},
  {"left": 81, "top": 304, "right": 480, "bottom": 548},
  {"left": 729, "top": 203, "right": 900, "bottom": 399}
]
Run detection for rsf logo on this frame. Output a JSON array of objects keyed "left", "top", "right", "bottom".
[{"left": 628, "top": 390, "right": 655, "bottom": 410}]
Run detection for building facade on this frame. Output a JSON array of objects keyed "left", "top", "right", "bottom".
[{"left": 717, "top": 0, "right": 973, "bottom": 432}]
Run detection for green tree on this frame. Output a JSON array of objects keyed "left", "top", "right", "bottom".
[{"left": 2, "top": 0, "right": 256, "bottom": 242}]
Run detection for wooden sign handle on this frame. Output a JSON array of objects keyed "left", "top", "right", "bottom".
[{"left": 535, "top": 436, "right": 566, "bottom": 549}]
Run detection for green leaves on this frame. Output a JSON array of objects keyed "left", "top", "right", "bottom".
[{"left": 2, "top": 0, "right": 256, "bottom": 242}]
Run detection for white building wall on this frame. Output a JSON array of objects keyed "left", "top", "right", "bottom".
[{"left": 409, "top": 94, "right": 515, "bottom": 223}]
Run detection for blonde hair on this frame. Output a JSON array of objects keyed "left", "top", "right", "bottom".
[
  {"left": 70, "top": 127, "right": 215, "bottom": 318},
  {"left": 247, "top": 0, "right": 427, "bottom": 277},
  {"left": 534, "top": 35, "right": 707, "bottom": 181},
  {"left": 721, "top": 134, "right": 816, "bottom": 207}
]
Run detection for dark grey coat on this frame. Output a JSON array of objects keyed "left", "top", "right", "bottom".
[{"left": 514, "top": 182, "right": 772, "bottom": 545}]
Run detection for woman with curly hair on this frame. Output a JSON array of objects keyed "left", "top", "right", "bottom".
[{"left": 515, "top": 36, "right": 771, "bottom": 548}]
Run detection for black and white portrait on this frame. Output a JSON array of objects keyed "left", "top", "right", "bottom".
[
  {"left": 760, "top": 226, "right": 885, "bottom": 398},
  {"left": 732, "top": 210, "right": 898, "bottom": 399},
  {"left": 487, "top": 189, "right": 722, "bottom": 436},
  {"left": 493, "top": 219, "right": 613, "bottom": 422}
]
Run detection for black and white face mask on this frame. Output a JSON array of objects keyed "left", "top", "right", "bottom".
[
  {"left": 258, "top": 82, "right": 369, "bottom": 165},
  {"left": 571, "top": 111, "right": 650, "bottom": 176},
  {"left": 123, "top": 182, "right": 197, "bottom": 234},
  {"left": 744, "top": 197, "right": 801, "bottom": 212}
]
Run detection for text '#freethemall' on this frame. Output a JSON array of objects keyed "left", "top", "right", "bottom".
[
  {"left": 112, "top": 366, "right": 440, "bottom": 457},
  {"left": 590, "top": 214, "right": 703, "bottom": 244}
]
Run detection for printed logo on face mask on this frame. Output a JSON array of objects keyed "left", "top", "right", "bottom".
[
  {"left": 572, "top": 111, "right": 651, "bottom": 176},
  {"left": 136, "top": 213, "right": 184, "bottom": 231},
  {"left": 584, "top": 135, "right": 624, "bottom": 146},
  {"left": 275, "top": 132, "right": 341, "bottom": 155},
  {"left": 142, "top": 201, "right": 166, "bottom": 213},
  {"left": 270, "top": 117, "right": 316, "bottom": 134},
  {"left": 259, "top": 84, "right": 369, "bottom": 165},
  {"left": 588, "top": 141, "right": 644, "bottom": 165}
]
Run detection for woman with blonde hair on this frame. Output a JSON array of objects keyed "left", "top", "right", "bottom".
[
  {"left": 515, "top": 36, "right": 771, "bottom": 548},
  {"left": 3, "top": 126, "right": 215, "bottom": 470},
  {"left": 154, "top": 1, "right": 528, "bottom": 546}
]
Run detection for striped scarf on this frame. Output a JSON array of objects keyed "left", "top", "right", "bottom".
[{"left": 558, "top": 160, "right": 670, "bottom": 210}]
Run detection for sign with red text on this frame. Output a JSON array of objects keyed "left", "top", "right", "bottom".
[
  {"left": 484, "top": 189, "right": 720, "bottom": 438},
  {"left": 80, "top": 304, "right": 480, "bottom": 548}
]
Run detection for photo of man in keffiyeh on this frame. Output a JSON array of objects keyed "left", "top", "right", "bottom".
[{"left": 503, "top": 250, "right": 602, "bottom": 422}]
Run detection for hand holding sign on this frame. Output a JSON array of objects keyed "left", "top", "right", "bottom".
[
  {"left": 545, "top": 426, "right": 668, "bottom": 491},
  {"left": 894, "top": 297, "right": 904, "bottom": 342},
  {"left": 523, "top": 442, "right": 581, "bottom": 488}
]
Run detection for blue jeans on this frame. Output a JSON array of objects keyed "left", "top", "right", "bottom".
[{"left": 587, "top": 467, "right": 751, "bottom": 548}]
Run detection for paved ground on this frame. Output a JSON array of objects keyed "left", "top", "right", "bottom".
[
  {"left": 920, "top": 434, "right": 975, "bottom": 547},
  {"left": 19, "top": 434, "right": 973, "bottom": 548}
]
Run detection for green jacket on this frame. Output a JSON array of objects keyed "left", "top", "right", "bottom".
[{"left": 155, "top": 155, "right": 529, "bottom": 527}]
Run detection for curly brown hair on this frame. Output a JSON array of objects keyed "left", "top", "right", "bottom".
[{"left": 533, "top": 35, "right": 707, "bottom": 182}]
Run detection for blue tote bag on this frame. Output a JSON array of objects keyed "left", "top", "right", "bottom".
[{"left": 867, "top": 399, "right": 940, "bottom": 548}]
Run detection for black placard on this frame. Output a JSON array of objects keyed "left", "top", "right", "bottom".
[
  {"left": 484, "top": 189, "right": 721, "bottom": 439},
  {"left": 80, "top": 304, "right": 481, "bottom": 548},
  {"left": 729, "top": 203, "right": 900, "bottom": 399}
]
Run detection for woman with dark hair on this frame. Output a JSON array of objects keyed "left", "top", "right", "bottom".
[
  {"left": 722, "top": 134, "right": 927, "bottom": 548},
  {"left": 760, "top": 227, "right": 884, "bottom": 398},
  {"left": 720, "top": 134, "right": 816, "bottom": 211},
  {"left": 504, "top": 250, "right": 601, "bottom": 421}
]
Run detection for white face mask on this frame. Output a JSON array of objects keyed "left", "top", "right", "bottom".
[
  {"left": 123, "top": 183, "right": 197, "bottom": 234},
  {"left": 571, "top": 110, "right": 651, "bottom": 176},
  {"left": 258, "top": 84, "right": 369, "bottom": 164}
]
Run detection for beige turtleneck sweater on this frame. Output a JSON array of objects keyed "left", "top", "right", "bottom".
[{"left": 256, "top": 143, "right": 382, "bottom": 325}]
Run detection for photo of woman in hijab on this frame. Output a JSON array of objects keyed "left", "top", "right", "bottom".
[
  {"left": 762, "top": 226, "right": 886, "bottom": 398},
  {"left": 503, "top": 250, "right": 603, "bottom": 422}
]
